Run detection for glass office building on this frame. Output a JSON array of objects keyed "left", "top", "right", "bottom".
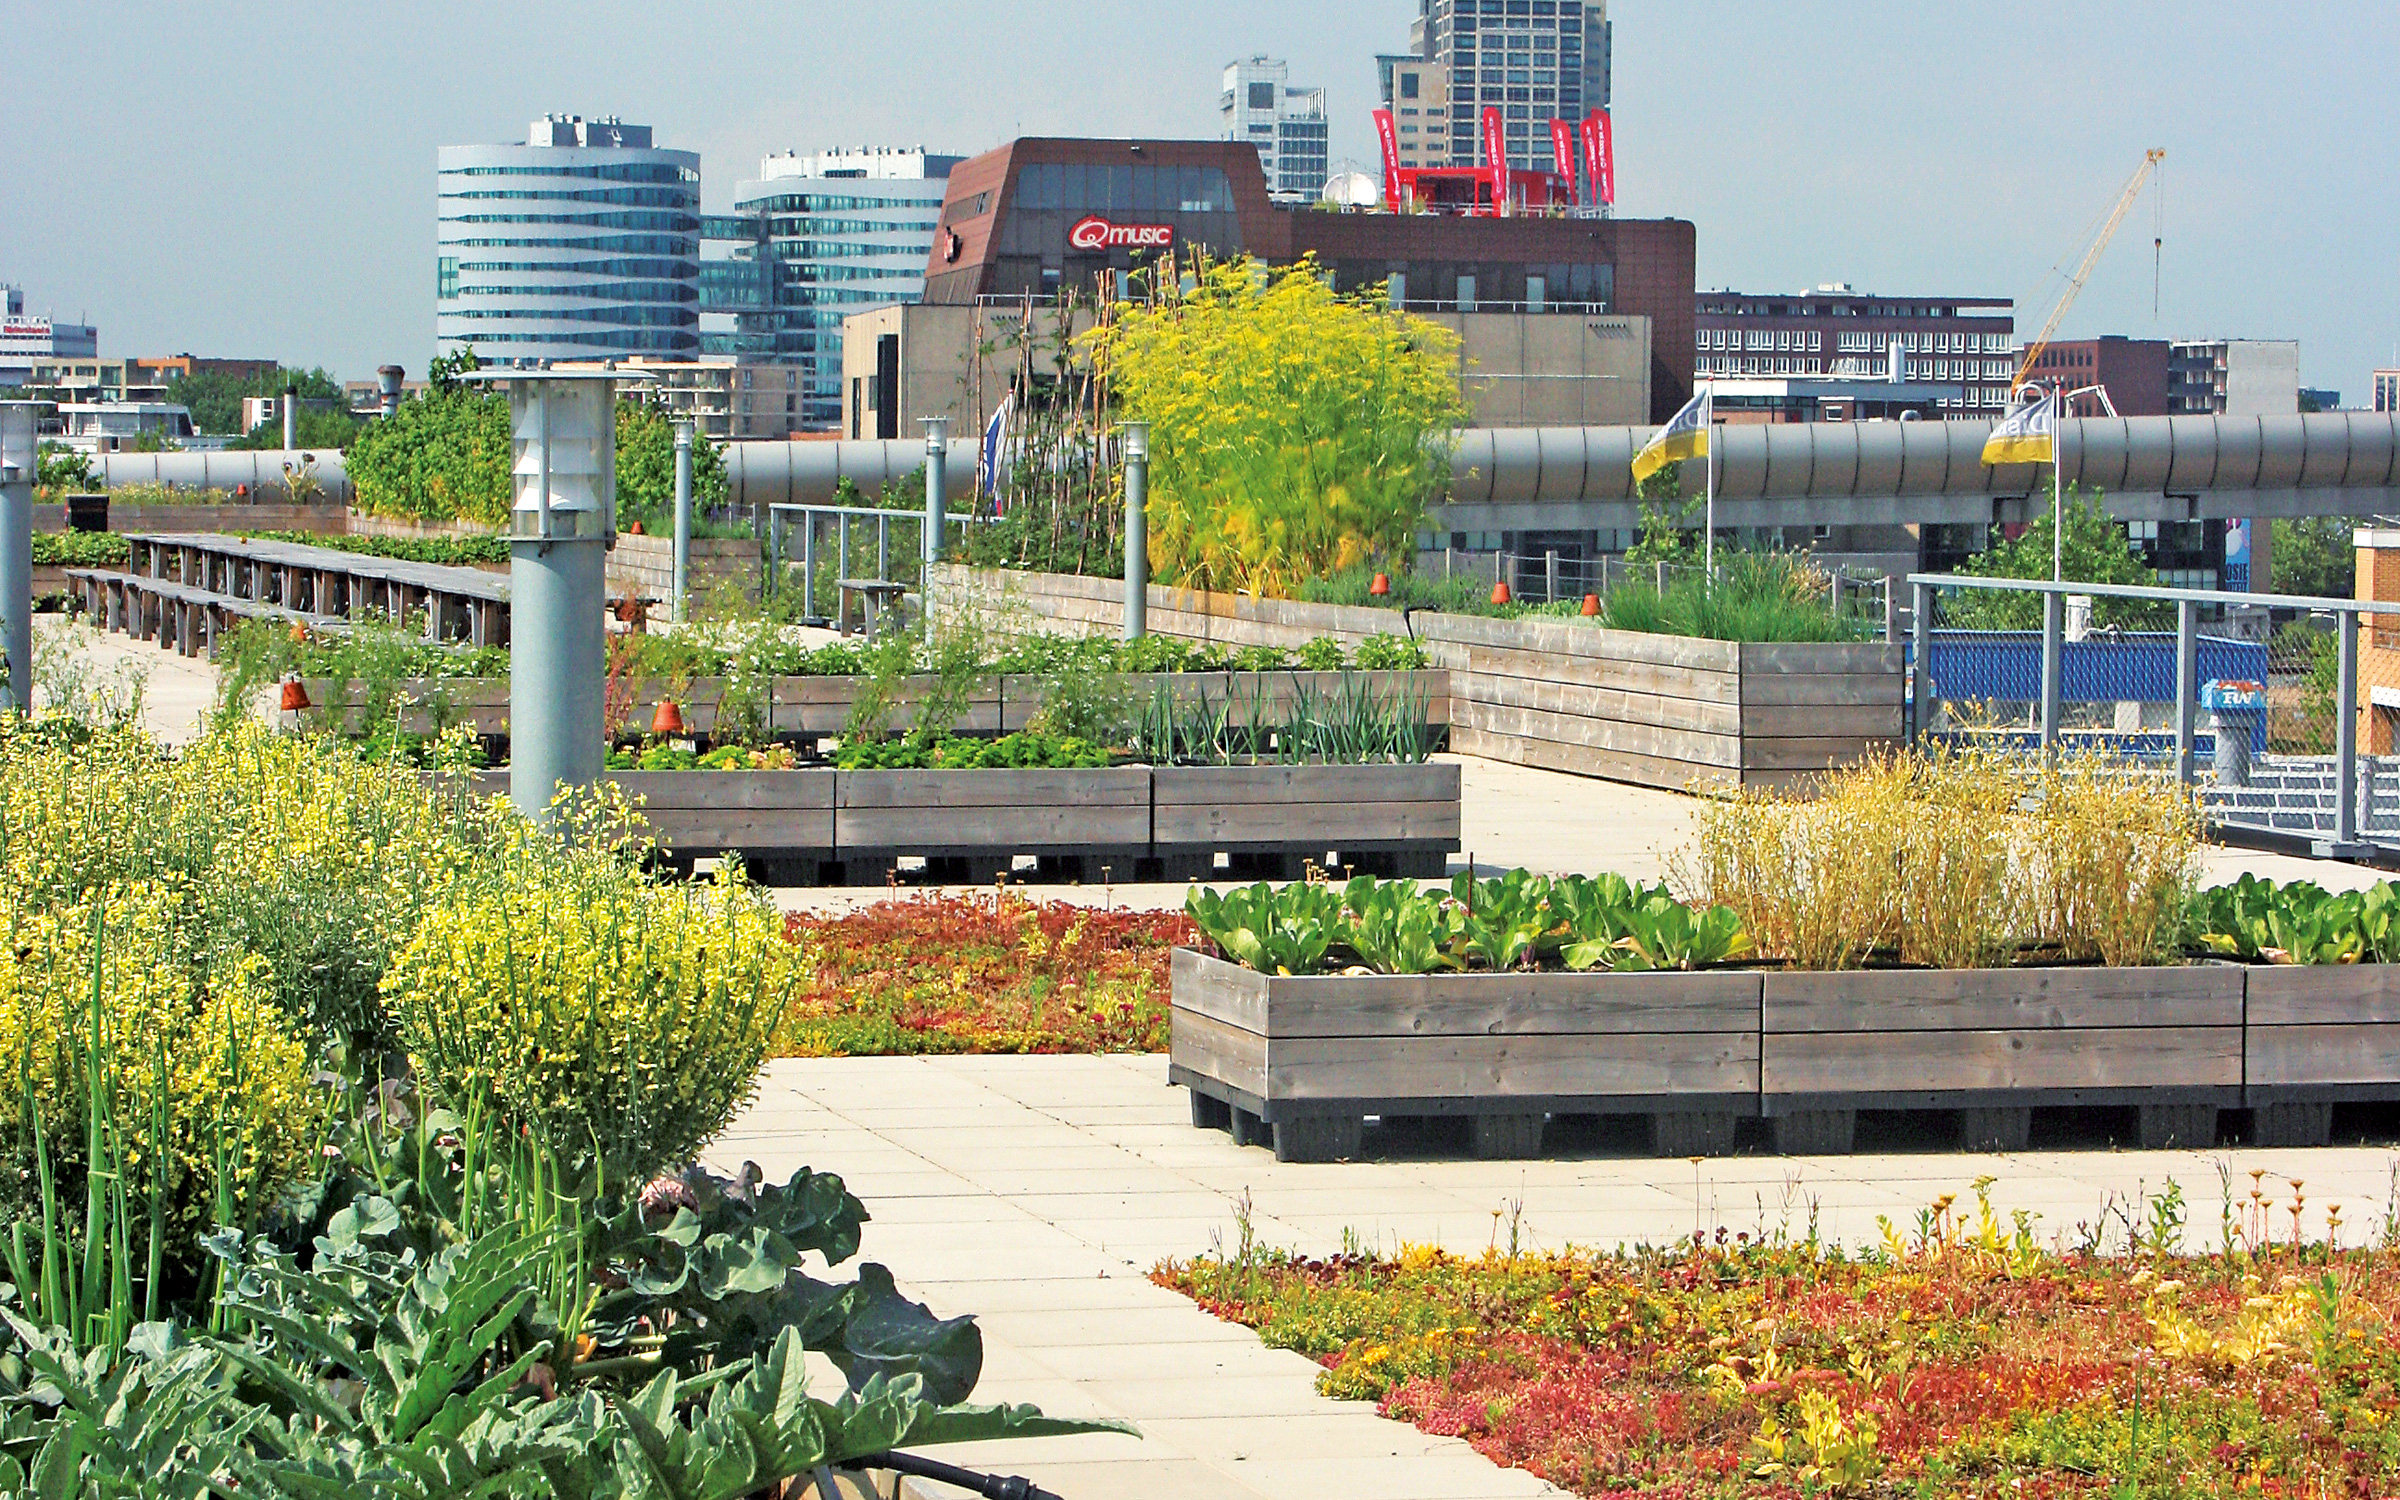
[
  {"left": 701, "top": 147, "right": 959, "bottom": 432},
  {"left": 435, "top": 116, "right": 701, "bottom": 366},
  {"left": 1404, "top": 0, "right": 1611, "bottom": 173}
]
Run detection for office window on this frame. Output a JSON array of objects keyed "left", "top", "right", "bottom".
[
  {"left": 1247, "top": 82, "right": 1275, "bottom": 110},
  {"left": 1401, "top": 72, "right": 1420, "bottom": 99}
]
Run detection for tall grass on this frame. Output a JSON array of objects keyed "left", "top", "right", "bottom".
[{"left": 1680, "top": 745, "right": 2204, "bottom": 969}]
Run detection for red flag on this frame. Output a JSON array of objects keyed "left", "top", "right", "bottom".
[
  {"left": 1549, "top": 118, "right": 1578, "bottom": 204},
  {"left": 1372, "top": 108, "right": 1401, "bottom": 209},
  {"left": 1588, "top": 109, "right": 1616, "bottom": 206},
  {"left": 1480, "top": 106, "right": 1506, "bottom": 216}
]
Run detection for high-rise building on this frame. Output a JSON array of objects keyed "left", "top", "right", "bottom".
[
  {"left": 701, "top": 146, "right": 958, "bottom": 433},
  {"left": 1221, "top": 58, "right": 1330, "bottom": 201},
  {"left": 1374, "top": 54, "right": 1452, "bottom": 172},
  {"left": 2168, "top": 339, "right": 2300, "bottom": 416},
  {"left": 1693, "top": 285, "right": 2018, "bottom": 415},
  {"left": 435, "top": 115, "right": 702, "bottom": 367},
  {"left": 1396, "top": 0, "right": 1611, "bottom": 174},
  {"left": 2374, "top": 369, "right": 2399, "bottom": 414}
]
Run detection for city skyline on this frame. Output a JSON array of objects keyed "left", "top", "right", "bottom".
[{"left": 2, "top": 0, "right": 2391, "bottom": 392}]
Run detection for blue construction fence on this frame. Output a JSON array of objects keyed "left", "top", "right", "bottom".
[{"left": 1915, "top": 630, "right": 2271, "bottom": 754}]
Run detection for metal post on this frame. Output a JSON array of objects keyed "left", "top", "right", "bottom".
[
  {"left": 877, "top": 515, "right": 889, "bottom": 583},
  {"left": 1829, "top": 572, "right": 1843, "bottom": 621},
  {"left": 836, "top": 513, "right": 851, "bottom": 633},
  {"left": 1544, "top": 548, "right": 1558, "bottom": 604},
  {"left": 1121, "top": 421, "right": 1150, "bottom": 641},
  {"left": 921, "top": 417, "right": 950, "bottom": 567},
  {"left": 801, "top": 512, "right": 817, "bottom": 622},
  {"left": 281, "top": 383, "right": 297, "bottom": 451},
  {"left": 2039, "top": 589, "right": 2064, "bottom": 756},
  {"left": 1911, "top": 580, "right": 1933, "bottom": 740},
  {"left": 671, "top": 419, "right": 693, "bottom": 624},
  {"left": 1883, "top": 574, "right": 1900, "bottom": 645},
  {"left": 2174, "top": 598, "right": 2198, "bottom": 785},
  {"left": 0, "top": 403, "right": 38, "bottom": 716},
  {"left": 473, "top": 370, "right": 630, "bottom": 827},
  {"left": 766, "top": 506, "right": 781, "bottom": 598},
  {"left": 2336, "top": 608, "right": 2360, "bottom": 848}
]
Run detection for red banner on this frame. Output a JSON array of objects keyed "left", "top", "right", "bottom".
[
  {"left": 1481, "top": 106, "right": 1507, "bottom": 215},
  {"left": 1549, "top": 118, "right": 1578, "bottom": 204},
  {"left": 1582, "top": 109, "right": 1616, "bottom": 206},
  {"left": 1372, "top": 108, "right": 1401, "bottom": 209}
]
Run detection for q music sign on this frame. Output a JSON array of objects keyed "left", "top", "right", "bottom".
[{"left": 1067, "top": 215, "right": 1173, "bottom": 251}]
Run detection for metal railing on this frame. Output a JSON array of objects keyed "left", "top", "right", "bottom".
[
  {"left": 764, "top": 502, "right": 981, "bottom": 626},
  {"left": 1418, "top": 547, "right": 1896, "bottom": 625},
  {"left": 1908, "top": 572, "right": 2400, "bottom": 856}
]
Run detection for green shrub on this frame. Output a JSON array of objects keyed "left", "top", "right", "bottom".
[
  {"left": 384, "top": 867, "right": 795, "bottom": 1180},
  {"left": 31, "top": 532, "right": 130, "bottom": 568}
]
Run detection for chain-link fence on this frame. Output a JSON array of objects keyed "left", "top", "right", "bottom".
[{"left": 1908, "top": 574, "right": 2400, "bottom": 855}]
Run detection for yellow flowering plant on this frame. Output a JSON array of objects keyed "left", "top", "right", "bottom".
[
  {"left": 1081, "top": 253, "right": 1467, "bottom": 598},
  {"left": 0, "top": 885, "right": 326, "bottom": 1261},
  {"left": 383, "top": 864, "right": 796, "bottom": 1181}
]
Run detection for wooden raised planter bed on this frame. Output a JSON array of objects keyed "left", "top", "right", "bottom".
[
  {"left": 1166, "top": 954, "right": 2400, "bottom": 1161},
  {"left": 1153, "top": 762, "right": 1460, "bottom": 878},
  {"left": 2243, "top": 966, "right": 2400, "bottom": 1146},
  {"left": 1169, "top": 948, "right": 1759, "bottom": 1162},
  {"left": 463, "top": 762, "right": 1462, "bottom": 886},
  {"left": 291, "top": 667, "right": 1447, "bottom": 745},
  {"left": 1759, "top": 967, "right": 2245, "bottom": 1154}
]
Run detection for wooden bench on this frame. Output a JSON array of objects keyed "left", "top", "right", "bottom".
[{"left": 68, "top": 568, "right": 346, "bottom": 660}]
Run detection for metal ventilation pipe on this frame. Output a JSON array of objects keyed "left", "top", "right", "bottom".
[
  {"left": 671, "top": 418, "right": 693, "bottom": 624},
  {"left": 1121, "top": 422, "right": 1150, "bottom": 641},
  {"left": 377, "top": 364, "right": 405, "bottom": 419},
  {"left": 281, "top": 384, "right": 298, "bottom": 450},
  {"left": 468, "top": 369, "right": 636, "bottom": 824},
  {"left": 0, "top": 403, "right": 40, "bottom": 715}
]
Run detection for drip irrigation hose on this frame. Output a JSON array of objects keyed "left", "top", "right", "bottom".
[{"left": 840, "top": 1450, "right": 1064, "bottom": 1500}]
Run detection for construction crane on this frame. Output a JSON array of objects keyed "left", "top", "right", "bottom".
[{"left": 2012, "top": 148, "right": 2166, "bottom": 395}]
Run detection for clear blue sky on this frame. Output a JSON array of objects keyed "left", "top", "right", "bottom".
[{"left": 3, "top": 2, "right": 2391, "bottom": 395}]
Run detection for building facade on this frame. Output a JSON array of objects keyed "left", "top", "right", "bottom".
[
  {"left": 920, "top": 137, "right": 1692, "bottom": 419},
  {"left": 1374, "top": 54, "right": 1452, "bottom": 172},
  {"left": 2375, "top": 369, "right": 2400, "bottom": 415},
  {"left": 1220, "top": 58, "right": 1330, "bottom": 201},
  {"left": 0, "top": 283, "right": 99, "bottom": 386},
  {"left": 1395, "top": 0, "right": 1610, "bottom": 174},
  {"left": 701, "top": 147, "right": 958, "bottom": 433},
  {"left": 2020, "top": 336, "right": 2169, "bottom": 416},
  {"left": 436, "top": 116, "right": 702, "bottom": 366},
  {"left": 1692, "top": 285, "right": 2017, "bottom": 416},
  {"left": 2168, "top": 339, "right": 2300, "bottom": 416}
]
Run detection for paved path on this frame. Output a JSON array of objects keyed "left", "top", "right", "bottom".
[{"left": 713, "top": 1054, "right": 2400, "bottom": 1500}]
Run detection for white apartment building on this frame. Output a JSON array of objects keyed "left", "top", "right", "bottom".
[
  {"left": 2168, "top": 339, "right": 2301, "bottom": 416},
  {"left": 1221, "top": 58, "right": 1330, "bottom": 201}
]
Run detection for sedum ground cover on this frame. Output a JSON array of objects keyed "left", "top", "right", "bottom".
[
  {"left": 1160, "top": 1183, "right": 2400, "bottom": 1498},
  {"left": 776, "top": 891, "right": 1194, "bottom": 1056}
]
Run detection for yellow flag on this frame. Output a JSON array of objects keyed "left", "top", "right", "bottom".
[
  {"left": 1981, "top": 388, "right": 2058, "bottom": 466},
  {"left": 1631, "top": 385, "right": 1711, "bottom": 483}
]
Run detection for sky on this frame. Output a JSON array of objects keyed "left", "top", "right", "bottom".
[{"left": 3, "top": 1, "right": 2393, "bottom": 395}]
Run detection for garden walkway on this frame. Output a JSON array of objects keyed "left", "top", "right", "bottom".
[{"left": 713, "top": 1053, "right": 2400, "bottom": 1500}]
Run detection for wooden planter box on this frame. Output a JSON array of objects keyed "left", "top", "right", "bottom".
[
  {"left": 1759, "top": 966, "right": 2244, "bottom": 1153},
  {"left": 468, "top": 769, "right": 834, "bottom": 863},
  {"left": 2243, "top": 965, "right": 2400, "bottom": 1146},
  {"left": 1170, "top": 948, "right": 1759, "bottom": 1162},
  {"left": 454, "top": 758, "right": 1458, "bottom": 886},
  {"left": 932, "top": 562, "right": 1901, "bottom": 792},
  {"left": 1154, "top": 762, "right": 1459, "bottom": 877},
  {"left": 835, "top": 767, "right": 1151, "bottom": 860}
]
